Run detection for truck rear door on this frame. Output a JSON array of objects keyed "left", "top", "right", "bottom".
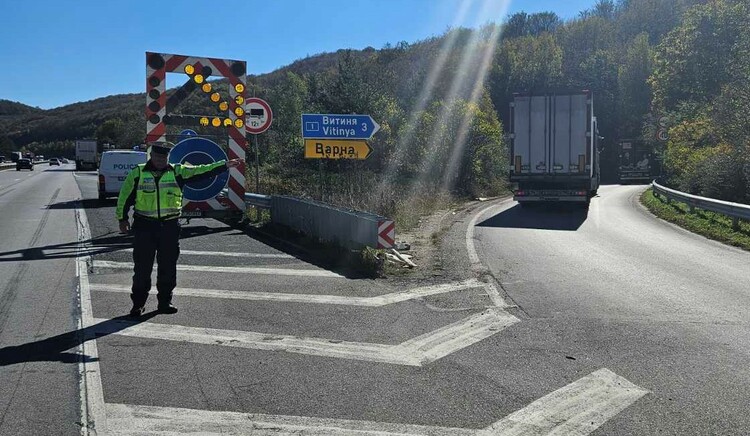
[{"left": 512, "top": 93, "right": 591, "bottom": 177}]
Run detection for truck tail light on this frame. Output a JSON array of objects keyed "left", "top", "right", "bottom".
[
  {"left": 98, "top": 175, "right": 105, "bottom": 191},
  {"left": 515, "top": 190, "right": 526, "bottom": 196}
]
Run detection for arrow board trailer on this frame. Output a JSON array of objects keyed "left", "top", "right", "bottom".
[{"left": 509, "top": 91, "right": 601, "bottom": 205}]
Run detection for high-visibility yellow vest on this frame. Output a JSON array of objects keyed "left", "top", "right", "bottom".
[{"left": 116, "top": 161, "right": 226, "bottom": 221}]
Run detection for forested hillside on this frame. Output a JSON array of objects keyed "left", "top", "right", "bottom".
[{"left": 1, "top": 0, "right": 748, "bottom": 217}]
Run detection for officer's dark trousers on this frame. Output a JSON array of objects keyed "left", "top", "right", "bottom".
[{"left": 131, "top": 217, "right": 180, "bottom": 308}]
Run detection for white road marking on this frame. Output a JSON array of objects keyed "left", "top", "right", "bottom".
[
  {"left": 482, "top": 368, "right": 649, "bottom": 435},
  {"left": 466, "top": 201, "right": 510, "bottom": 266},
  {"left": 104, "top": 368, "right": 647, "bottom": 435},
  {"left": 91, "top": 307, "right": 519, "bottom": 367},
  {"left": 92, "top": 260, "right": 345, "bottom": 278},
  {"left": 120, "top": 247, "right": 295, "bottom": 259},
  {"left": 105, "top": 403, "right": 473, "bottom": 436},
  {"left": 75, "top": 207, "right": 108, "bottom": 435},
  {"left": 89, "top": 279, "right": 496, "bottom": 307}
]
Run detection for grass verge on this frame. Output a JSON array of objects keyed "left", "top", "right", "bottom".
[{"left": 640, "top": 188, "right": 750, "bottom": 251}]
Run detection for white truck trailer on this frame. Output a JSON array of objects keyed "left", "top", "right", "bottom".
[
  {"left": 509, "top": 91, "right": 601, "bottom": 205},
  {"left": 75, "top": 140, "right": 98, "bottom": 170}
]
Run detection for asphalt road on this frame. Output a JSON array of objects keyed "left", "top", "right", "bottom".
[
  {"left": 471, "top": 185, "right": 750, "bottom": 435},
  {"left": 1, "top": 166, "right": 749, "bottom": 435},
  {"left": 0, "top": 163, "right": 82, "bottom": 436}
]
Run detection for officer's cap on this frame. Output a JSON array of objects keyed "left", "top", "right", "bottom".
[{"left": 149, "top": 141, "right": 174, "bottom": 155}]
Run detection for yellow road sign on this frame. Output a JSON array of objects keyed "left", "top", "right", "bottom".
[{"left": 304, "top": 139, "right": 373, "bottom": 160}]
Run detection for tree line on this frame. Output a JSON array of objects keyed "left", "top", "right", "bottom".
[{"left": 1, "top": 0, "right": 748, "bottom": 212}]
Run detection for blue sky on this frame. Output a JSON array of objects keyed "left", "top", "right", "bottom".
[{"left": 0, "top": 0, "right": 595, "bottom": 109}]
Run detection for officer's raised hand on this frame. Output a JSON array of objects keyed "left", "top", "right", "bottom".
[{"left": 226, "top": 158, "right": 243, "bottom": 168}]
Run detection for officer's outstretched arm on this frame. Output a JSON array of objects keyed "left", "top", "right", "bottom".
[
  {"left": 116, "top": 167, "right": 139, "bottom": 221},
  {"left": 175, "top": 160, "right": 229, "bottom": 182}
]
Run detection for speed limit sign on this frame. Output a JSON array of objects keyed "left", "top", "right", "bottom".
[{"left": 246, "top": 98, "right": 273, "bottom": 134}]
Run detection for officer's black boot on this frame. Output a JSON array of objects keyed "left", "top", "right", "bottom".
[
  {"left": 129, "top": 305, "right": 146, "bottom": 317},
  {"left": 157, "top": 303, "right": 178, "bottom": 314},
  {"left": 129, "top": 294, "right": 147, "bottom": 317},
  {"left": 157, "top": 292, "right": 177, "bottom": 314}
]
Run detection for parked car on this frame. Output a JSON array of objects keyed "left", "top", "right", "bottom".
[
  {"left": 98, "top": 150, "right": 147, "bottom": 200},
  {"left": 49, "top": 158, "right": 60, "bottom": 166},
  {"left": 16, "top": 158, "right": 34, "bottom": 171}
]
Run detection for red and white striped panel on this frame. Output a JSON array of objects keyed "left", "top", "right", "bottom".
[
  {"left": 145, "top": 52, "right": 247, "bottom": 212},
  {"left": 377, "top": 220, "right": 396, "bottom": 249}
]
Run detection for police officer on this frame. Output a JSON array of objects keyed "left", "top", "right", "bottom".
[{"left": 116, "top": 141, "right": 243, "bottom": 316}]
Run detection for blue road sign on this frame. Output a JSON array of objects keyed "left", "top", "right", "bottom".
[
  {"left": 177, "top": 129, "right": 198, "bottom": 143},
  {"left": 169, "top": 137, "right": 228, "bottom": 202},
  {"left": 302, "top": 114, "right": 380, "bottom": 140}
]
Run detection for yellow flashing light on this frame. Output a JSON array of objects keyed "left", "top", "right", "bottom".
[
  {"left": 211, "top": 117, "right": 221, "bottom": 127},
  {"left": 223, "top": 118, "right": 233, "bottom": 127},
  {"left": 201, "top": 83, "right": 212, "bottom": 93},
  {"left": 234, "top": 118, "right": 244, "bottom": 128},
  {"left": 199, "top": 117, "right": 209, "bottom": 126},
  {"left": 210, "top": 92, "right": 221, "bottom": 102},
  {"left": 194, "top": 74, "right": 204, "bottom": 84},
  {"left": 234, "top": 107, "right": 245, "bottom": 117},
  {"left": 234, "top": 95, "right": 244, "bottom": 105},
  {"left": 184, "top": 65, "right": 195, "bottom": 75},
  {"left": 219, "top": 102, "right": 229, "bottom": 111},
  {"left": 234, "top": 83, "right": 245, "bottom": 93}
]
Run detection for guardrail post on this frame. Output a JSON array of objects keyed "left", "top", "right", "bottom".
[
  {"left": 688, "top": 203, "right": 695, "bottom": 213},
  {"left": 732, "top": 217, "right": 740, "bottom": 231}
]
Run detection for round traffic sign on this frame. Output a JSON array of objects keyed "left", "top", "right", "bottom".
[
  {"left": 658, "top": 116, "right": 670, "bottom": 128},
  {"left": 246, "top": 97, "right": 273, "bottom": 134},
  {"left": 169, "top": 137, "right": 228, "bottom": 202},
  {"left": 177, "top": 129, "right": 198, "bottom": 143},
  {"left": 656, "top": 129, "right": 669, "bottom": 142}
]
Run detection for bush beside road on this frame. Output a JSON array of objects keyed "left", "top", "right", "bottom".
[{"left": 640, "top": 188, "right": 750, "bottom": 251}]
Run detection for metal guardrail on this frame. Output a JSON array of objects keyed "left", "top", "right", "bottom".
[
  {"left": 0, "top": 160, "right": 51, "bottom": 170},
  {"left": 270, "top": 195, "right": 393, "bottom": 250},
  {"left": 222, "top": 189, "right": 394, "bottom": 249},
  {"left": 652, "top": 180, "right": 750, "bottom": 230},
  {"left": 245, "top": 193, "right": 272, "bottom": 209}
]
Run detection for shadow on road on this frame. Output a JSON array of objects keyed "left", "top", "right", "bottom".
[
  {"left": 47, "top": 199, "right": 114, "bottom": 209},
  {"left": 478, "top": 203, "right": 589, "bottom": 231},
  {"left": 0, "top": 226, "right": 238, "bottom": 262},
  {"left": 0, "top": 314, "right": 158, "bottom": 367}
]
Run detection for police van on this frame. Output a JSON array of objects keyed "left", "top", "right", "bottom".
[{"left": 98, "top": 150, "right": 147, "bottom": 200}]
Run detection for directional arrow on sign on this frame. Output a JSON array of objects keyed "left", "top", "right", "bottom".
[
  {"left": 304, "top": 139, "right": 373, "bottom": 160},
  {"left": 302, "top": 114, "right": 380, "bottom": 140}
]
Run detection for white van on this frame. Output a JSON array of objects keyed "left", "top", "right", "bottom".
[{"left": 98, "top": 150, "right": 147, "bottom": 200}]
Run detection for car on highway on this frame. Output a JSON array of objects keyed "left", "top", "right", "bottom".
[
  {"left": 98, "top": 150, "right": 147, "bottom": 200},
  {"left": 49, "top": 158, "right": 60, "bottom": 166},
  {"left": 16, "top": 158, "right": 34, "bottom": 171}
]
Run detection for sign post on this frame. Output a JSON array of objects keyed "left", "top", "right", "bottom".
[
  {"left": 301, "top": 113, "right": 379, "bottom": 201},
  {"left": 246, "top": 97, "right": 273, "bottom": 194}
]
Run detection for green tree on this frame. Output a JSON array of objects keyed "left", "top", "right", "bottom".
[{"left": 617, "top": 32, "right": 653, "bottom": 138}]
